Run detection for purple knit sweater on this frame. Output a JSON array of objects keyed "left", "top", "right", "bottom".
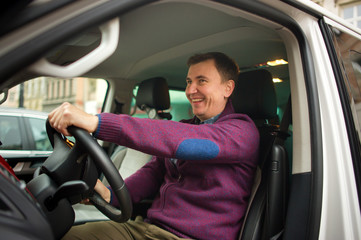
[{"left": 94, "top": 101, "right": 259, "bottom": 240}]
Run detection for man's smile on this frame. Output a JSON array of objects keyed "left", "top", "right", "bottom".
[{"left": 191, "top": 98, "right": 203, "bottom": 103}]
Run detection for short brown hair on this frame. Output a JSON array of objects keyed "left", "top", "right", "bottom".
[{"left": 187, "top": 52, "right": 240, "bottom": 82}]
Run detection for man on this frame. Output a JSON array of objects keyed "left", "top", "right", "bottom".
[{"left": 49, "top": 52, "right": 259, "bottom": 240}]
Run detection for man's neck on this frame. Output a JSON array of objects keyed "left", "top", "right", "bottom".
[{"left": 199, "top": 113, "right": 221, "bottom": 124}]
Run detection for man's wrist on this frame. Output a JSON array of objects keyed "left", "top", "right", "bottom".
[
  {"left": 92, "top": 114, "right": 101, "bottom": 136},
  {"left": 106, "top": 186, "right": 113, "bottom": 204}
]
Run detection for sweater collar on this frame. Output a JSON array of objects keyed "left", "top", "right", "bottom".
[{"left": 187, "top": 99, "right": 235, "bottom": 124}]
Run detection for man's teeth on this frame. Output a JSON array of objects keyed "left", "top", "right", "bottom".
[{"left": 192, "top": 99, "right": 203, "bottom": 102}]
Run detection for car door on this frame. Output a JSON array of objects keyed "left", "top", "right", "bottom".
[{"left": 0, "top": 110, "right": 52, "bottom": 182}]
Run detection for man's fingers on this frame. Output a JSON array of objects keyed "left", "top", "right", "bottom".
[
  {"left": 80, "top": 198, "right": 92, "bottom": 205},
  {"left": 47, "top": 102, "right": 98, "bottom": 135},
  {"left": 48, "top": 102, "right": 73, "bottom": 136}
]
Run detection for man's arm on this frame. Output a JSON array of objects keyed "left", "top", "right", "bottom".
[{"left": 94, "top": 113, "right": 259, "bottom": 164}]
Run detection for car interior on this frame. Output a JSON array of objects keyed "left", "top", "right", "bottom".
[{"left": 0, "top": 1, "right": 314, "bottom": 240}]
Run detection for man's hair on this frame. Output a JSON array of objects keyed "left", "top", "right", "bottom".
[{"left": 187, "top": 52, "right": 240, "bottom": 82}]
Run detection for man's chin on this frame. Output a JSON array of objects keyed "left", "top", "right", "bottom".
[{"left": 194, "top": 113, "right": 206, "bottom": 121}]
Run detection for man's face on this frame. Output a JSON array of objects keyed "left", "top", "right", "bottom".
[{"left": 186, "top": 59, "right": 234, "bottom": 121}]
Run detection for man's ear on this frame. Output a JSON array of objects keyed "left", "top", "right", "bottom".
[{"left": 224, "top": 80, "right": 235, "bottom": 98}]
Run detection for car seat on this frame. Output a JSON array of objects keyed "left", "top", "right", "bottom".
[
  {"left": 73, "top": 77, "right": 172, "bottom": 223},
  {"left": 103, "top": 77, "right": 172, "bottom": 184},
  {"left": 231, "top": 69, "right": 290, "bottom": 240},
  {"left": 135, "top": 76, "right": 172, "bottom": 120}
]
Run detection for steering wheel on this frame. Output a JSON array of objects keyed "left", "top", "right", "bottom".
[{"left": 44, "top": 120, "right": 132, "bottom": 223}]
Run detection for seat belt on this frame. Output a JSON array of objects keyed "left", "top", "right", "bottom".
[{"left": 275, "top": 96, "right": 292, "bottom": 145}]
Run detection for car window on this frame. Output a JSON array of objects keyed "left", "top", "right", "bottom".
[
  {"left": 169, "top": 90, "right": 192, "bottom": 121},
  {"left": 28, "top": 117, "right": 52, "bottom": 151},
  {"left": 0, "top": 116, "right": 22, "bottom": 150},
  {"left": 329, "top": 26, "right": 361, "bottom": 148},
  {"left": 2, "top": 77, "right": 108, "bottom": 113},
  {"left": 0, "top": 77, "right": 108, "bottom": 152}
]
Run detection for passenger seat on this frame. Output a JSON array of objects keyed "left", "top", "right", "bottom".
[
  {"left": 102, "top": 77, "right": 172, "bottom": 185},
  {"left": 73, "top": 77, "right": 172, "bottom": 224}
]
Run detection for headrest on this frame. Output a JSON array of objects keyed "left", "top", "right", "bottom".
[
  {"left": 231, "top": 69, "right": 277, "bottom": 120},
  {"left": 136, "top": 77, "right": 170, "bottom": 111}
]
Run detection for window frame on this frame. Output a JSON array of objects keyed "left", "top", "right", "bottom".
[{"left": 319, "top": 17, "right": 361, "bottom": 210}]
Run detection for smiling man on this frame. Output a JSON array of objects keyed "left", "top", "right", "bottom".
[
  {"left": 186, "top": 54, "right": 235, "bottom": 121},
  {"left": 50, "top": 52, "right": 259, "bottom": 240}
]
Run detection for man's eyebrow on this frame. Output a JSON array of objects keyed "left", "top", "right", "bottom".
[
  {"left": 186, "top": 75, "right": 208, "bottom": 81},
  {"left": 195, "top": 75, "right": 207, "bottom": 79}
]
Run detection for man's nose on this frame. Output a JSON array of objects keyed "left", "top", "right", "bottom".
[{"left": 186, "top": 82, "right": 197, "bottom": 94}]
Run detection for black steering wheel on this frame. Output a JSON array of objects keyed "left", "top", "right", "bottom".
[{"left": 44, "top": 120, "right": 132, "bottom": 223}]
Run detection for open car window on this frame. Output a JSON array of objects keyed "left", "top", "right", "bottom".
[
  {"left": 1, "top": 77, "right": 108, "bottom": 114},
  {"left": 0, "top": 77, "right": 108, "bottom": 152}
]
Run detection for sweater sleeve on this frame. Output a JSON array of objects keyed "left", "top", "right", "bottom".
[{"left": 94, "top": 113, "right": 259, "bottom": 164}]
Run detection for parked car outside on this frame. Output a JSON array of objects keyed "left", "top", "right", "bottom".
[{"left": 0, "top": 107, "right": 52, "bottom": 182}]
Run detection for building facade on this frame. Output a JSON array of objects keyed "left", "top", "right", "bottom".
[
  {"left": 312, "top": 0, "right": 361, "bottom": 28},
  {"left": 2, "top": 77, "right": 107, "bottom": 114}
]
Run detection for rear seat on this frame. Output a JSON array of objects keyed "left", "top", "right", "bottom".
[{"left": 73, "top": 77, "right": 172, "bottom": 224}]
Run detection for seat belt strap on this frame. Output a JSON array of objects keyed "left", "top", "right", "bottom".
[{"left": 275, "top": 96, "right": 292, "bottom": 145}]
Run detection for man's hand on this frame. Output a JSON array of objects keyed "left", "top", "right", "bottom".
[
  {"left": 94, "top": 179, "right": 111, "bottom": 203},
  {"left": 82, "top": 179, "right": 111, "bottom": 204},
  {"left": 48, "top": 102, "right": 99, "bottom": 136}
]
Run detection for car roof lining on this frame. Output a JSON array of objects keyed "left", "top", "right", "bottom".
[
  {"left": 3, "top": 1, "right": 288, "bottom": 90},
  {"left": 2, "top": 0, "right": 292, "bottom": 122},
  {"left": 39, "top": 1, "right": 288, "bottom": 88}
]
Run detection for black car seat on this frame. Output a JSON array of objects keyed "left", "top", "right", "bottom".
[
  {"left": 103, "top": 77, "right": 172, "bottom": 184},
  {"left": 231, "top": 69, "right": 290, "bottom": 240},
  {"left": 135, "top": 77, "right": 172, "bottom": 120}
]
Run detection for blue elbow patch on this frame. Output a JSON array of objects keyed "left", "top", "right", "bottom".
[{"left": 175, "top": 139, "right": 219, "bottom": 160}]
